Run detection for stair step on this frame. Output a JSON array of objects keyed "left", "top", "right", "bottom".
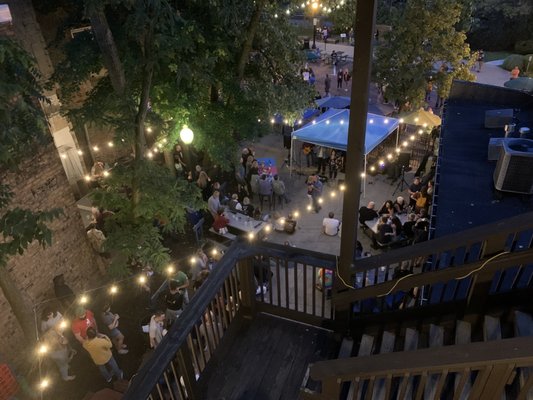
[
  {"left": 514, "top": 312, "right": 533, "bottom": 400},
  {"left": 484, "top": 315, "right": 502, "bottom": 341},
  {"left": 424, "top": 325, "right": 445, "bottom": 399},
  {"left": 454, "top": 321, "right": 472, "bottom": 400},
  {"left": 373, "top": 332, "right": 396, "bottom": 400},
  {"left": 455, "top": 320, "right": 472, "bottom": 345},
  {"left": 429, "top": 324, "right": 444, "bottom": 348}
]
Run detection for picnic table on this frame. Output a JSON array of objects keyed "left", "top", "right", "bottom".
[{"left": 223, "top": 211, "right": 266, "bottom": 237}]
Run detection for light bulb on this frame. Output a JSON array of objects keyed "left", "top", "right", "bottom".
[
  {"left": 138, "top": 275, "right": 147, "bottom": 284},
  {"left": 248, "top": 232, "right": 255, "bottom": 240},
  {"left": 166, "top": 265, "right": 175, "bottom": 274},
  {"left": 39, "top": 378, "right": 50, "bottom": 390},
  {"left": 79, "top": 295, "right": 88, "bottom": 304},
  {"left": 77, "top": 150, "right": 83, "bottom": 155},
  {"left": 107, "top": 142, "right": 114, "bottom": 147},
  {"left": 339, "top": 184, "right": 346, "bottom": 191},
  {"left": 109, "top": 285, "right": 118, "bottom": 294},
  {"left": 294, "top": 211, "right": 300, "bottom": 218}
]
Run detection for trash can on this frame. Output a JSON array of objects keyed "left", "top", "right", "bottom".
[{"left": 303, "top": 38, "right": 310, "bottom": 50}]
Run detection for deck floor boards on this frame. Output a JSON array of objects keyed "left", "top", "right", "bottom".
[{"left": 198, "top": 313, "right": 338, "bottom": 400}]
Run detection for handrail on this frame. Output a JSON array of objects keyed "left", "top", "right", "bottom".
[
  {"left": 309, "top": 336, "right": 533, "bottom": 380},
  {"left": 334, "top": 247, "right": 533, "bottom": 307}
]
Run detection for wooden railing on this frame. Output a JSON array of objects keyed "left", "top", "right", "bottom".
[
  {"left": 334, "top": 212, "right": 533, "bottom": 313},
  {"left": 301, "top": 336, "right": 533, "bottom": 400},
  {"left": 123, "top": 241, "right": 337, "bottom": 400}
]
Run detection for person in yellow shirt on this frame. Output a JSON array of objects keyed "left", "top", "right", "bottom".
[{"left": 83, "top": 327, "right": 123, "bottom": 382}]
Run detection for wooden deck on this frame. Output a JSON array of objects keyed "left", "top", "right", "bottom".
[{"left": 197, "top": 312, "right": 338, "bottom": 400}]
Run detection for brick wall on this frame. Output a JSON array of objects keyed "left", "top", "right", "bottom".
[{"left": 0, "top": 145, "right": 106, "bottom": 364}]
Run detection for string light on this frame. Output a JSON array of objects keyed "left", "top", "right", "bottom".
[
  {"left": 103, "top": 170, "right": 110, "bottom": 177},
  {"left": 84, "top": 175, "right": 91, "bottom": 182},
  {"left": 293, "top": 211, "right": 300, "bottom": 218},
  {"left": 339, "top": 184, "right": 346, "bottom": 191},
  {"left": 37, "top": 343, "right": 48, "bottom": 355},
  {"left": 369, "top": 119, "right": 374, "bottom": 124},
  {"left": 248, "top": 232, "right": 255, "bottom": 241},
  {"left": 306, "top": 205, "right": 312, "bottom": 211},
  {"left": 138, "top": 275, "right": 147, "bottom": 285},
  {"left": 384, "top": 119, "right": 389, "bottom": 124},
  {"left": 340, "top": 119, "right": 344, "bottom": 125},
  {"left": 166, "top": 265, "right": 175, "bottom": 275},
  {"left": 379, "top": 160, "right": 385, "bottom": 167},
  {"left": 318, "top": 198, "right": 323, "bottom": 204},
  {"left": 274, "top": 13, "right": 278, "bottom": 18},
  {"left": 418, "top": 129, "right": 424, "bottom": 134},
  {"left": 147, "top": 151, "right": 153, "bottom": 159},
  {"left": 107, "top": 141, "right": 114, "bottom": 147},
  {"left": 284, "top": 119, "right": 288, "bottom": 124},
  {"left": 414, "top": 117, "right": 419, "bottom": 123},
  {"left": 399, "top": 118, "right": 404, "bottom": 123},
  {"left": 312, "top": 120, "right": 316, "bottom": 124},
  {"left": 361, "top": 172, "right": 366, "bottom": 178},
  {"left": 387, "top": 153, "right": 393, "bottom": 160},
  {"left": 77, "top": 149, "right": 83, "bottom": 155},
  {"left": 146, "top": 126, "right": 153, "bottom": 133},
  {"left": 93, "top": 146, "right": 99, "bottom": 152},
  {"left": 270, "top": 118, "right": 275, "bottom": 124},
  {"left": 410, "top": 135, "right": 415, "bottom": 141},
  {"left": 162, "top": 138, "right": 167, "bottom": 143},
  {"left": 59, "top": 320, "right": 68, "bottom": 330},
  {"left": 265, "top": 224, "right": 272, "bottom": 233},
  {"left": 330, "top": 191, "right": 336, "bottom": 198},
  {"left": 79, "top": 295, "right": 88, "bottom": 305},
  {"left": 395, "top": 148, "right": 401, "bottom": 153},
  {"left": 370, "top": 166, "right": 376, "bottom": 172},
  {"left": 60, "top": 153, "right": 67, "bottom": 159},
  {"left": 326, "top": 120, "right": 330, "bottom": 125},
  {"left": 190, "top": 256, "right": 196, "bottom": 264},
  {"left": 211, "top": 248, "right": 218, "bottom": 256},
  {"left": 402, "top": 141, "right": 408, "bottom": 147},
  {"left": 109, "top": 285, "right": 118, "bottom": 295},
  {"left": 39, "top": 378, "right": 50, "bottom": 391}
]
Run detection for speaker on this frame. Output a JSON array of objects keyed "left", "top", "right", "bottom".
[
  {"left": 398, "top": 152, "right": 410, "bottom": 169},
  {"left": 484, "top": 109, "right": 513, "bottom": 129}
]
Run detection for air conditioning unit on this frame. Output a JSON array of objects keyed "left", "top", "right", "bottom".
[
  {"left": 493, "top": 138, "right": 533, "bottom": 194},
  {"left": 487, "top": 137, "right": 506, "bottom": 161}
]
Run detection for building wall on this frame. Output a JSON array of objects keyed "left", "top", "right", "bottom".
[{"left": 0, "top": 145, "right": 106, "bottom": 365}]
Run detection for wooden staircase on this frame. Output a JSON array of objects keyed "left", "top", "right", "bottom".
[{"left": 302, "top": 310, "right": 533, "bottom": 399}]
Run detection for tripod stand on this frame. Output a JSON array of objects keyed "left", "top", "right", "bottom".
[{"left": 392, "top": 165, "right": 410, "bottom": 196}]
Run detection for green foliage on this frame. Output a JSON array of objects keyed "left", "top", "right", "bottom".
[
  {"left": 373, "top": 0, "right": 474, "bottom": 110},
  {"left": 90, "top": 160, "right": 203, "bottom": 275},
  {"left": 0, "top": 38, "right": 50, "bottom": 168},
  {"left": 515, "top": 40, "right": 533, "bottom": 55},
  {"left": 502, "top": 54, "right": 525, "bottom": 71}
]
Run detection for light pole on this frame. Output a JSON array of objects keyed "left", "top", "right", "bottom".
[{"left": 311, "top": 2, "right": 319, "bottom": 49}]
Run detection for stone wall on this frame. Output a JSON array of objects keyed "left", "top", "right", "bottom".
[{"left": 0, "top": 145, "right": 106, "bottom": 365}]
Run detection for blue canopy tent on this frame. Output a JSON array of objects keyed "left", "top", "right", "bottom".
[
  {"left": 290, "top": 108, "right": 400, "bottom": 196},
  {"left": 315, "top": 96, "right": 351, "bottom": 110}
]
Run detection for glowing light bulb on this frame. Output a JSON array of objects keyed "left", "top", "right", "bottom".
[
  {"left": 384, "top": 119, "right": 389, "bottom": 124},
  {"left": 59, "top": 320, "right": 68, "bottom": 330},
  {"left": 361, "top": 172, "right": 366, "bottom": 178},
  {"left": 402, "top": 141, "right": 408, "bottom": 147},
  {"left": 379, "top": 159, "right": 385, "bottom": 166},
  {"left": 103, "top": 170, "right": 110, "bottom": 177},
  {"left": 265, "top": 224, "right": 272, "bottom": 232},
  {"left": 138, "top": 275, "right": 147, "bottom": 284},
  {"left": 369, "top": 119, "right": 374, "bottom": 124},
  {"left": 399, "top": 118, "right": 404, "bottom": 123},
  {"left": 146, "top": 126, "right": 153, "bottom": 133},
  {"left": 38, "top": 344, "right": 48, "bottom": 355},
  {"left": 340, "top": 120, "right": 344, "bottom": 124},
  {"left": 162, "top": 138, "right": 167, "bottom": 143},
  {"left": 109, "top": 285, "right": 118, "bottom": 294},
  {"left": 77, "top": 150, "right": 83, "bottom": 155},
  {"left": 190, "top": 256, "right": 196, "bottom": 264},
  {"left": 248, "top": 232, "right": 255, "bottom": 240},
  {"left": 93, "top": 146, "right": 99, "bottom": 152},
  {"left": 79, "top": 295, "right": 88, "bottom": 305},
  {"left": 339, "top": 184, "right": 346, "bottom": 191},
  {"left": 410, "top": 135, "right": 415, "bottom": 141},
  {"left": 166, "top": 265, "right": 175, "bottom": 275},
  {"left": 318, "top": 198, "right": 323, "bottom": 204},
  {"left": 293, "top": 211, "right": 300, "bottom": 218},
  {"left": 286, "top": 9, "right": 290, "bottom": 15},
  {"left": 284, "top": 119, "right": 288, "bottom": 124},
  {"left": 326, "top": 120, "right": 330, "bottom": 124},
  {"left": 107, "top": 141, "right": 114, "bottom": 147},
  {"left": 270, "top": 118, "right": 275, "bottom": 124},
  {"left": 307, "top": 205, "right": 312, "bottom": 211},
  {"left": 414, "top": 117, "right": 419, "bottom": 123},
  {"left": 84, "top": 175, "right": 91, "bottom": 182},
  {"left": 147, "top": 151, "right": 153, "bottom": 159},
  {"left": 330, "top": 191, "right": 336, "bottom": 198},
  {"left": 312, "top": 120, "right": 316, "bottom": 124},
  {"left": 298, "top": 119, "right": 302, "bottom": 124},
  {"left": 423, "top": 123, "right": 428, "bottom": 128},
  {"left": 153, "top": 147, "right": 159, "bottom": 153},
  {"left": 387, "top": 153, "right": 393, "bottom": 160},
  {"left": 211, "top": 248, "right": 218, "bottom": 256},
  {"left": 370, "top": 166, "right": 376, "bottom": 172},
  {"left": 257, "top": 118, "right": 261, "bottom": 123},
  {"left": 39, "top": 378, "right": 50, "bottom": 390},
  {"left": 395, "top": 148, "right": 401, "bottom": 153},
  {"left": 60, "top": 153, "right": 67, "bottom": 159},
  {"left": 274, "top": 13, "right": 278, "bottom": 18}
]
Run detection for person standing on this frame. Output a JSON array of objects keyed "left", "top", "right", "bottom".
[
  {"left": 324, "top": 74, "right": 331, "bottom": 97},
  {"left": 343, "top": 69, "right": 351, "bottom": 91},
  {"left": 272, "top": 175, "right": 290, "bottom": 209},
  {"left": 311, "top": 175, "right": 323, "bottom": 213},
  {"left": 83, "top": 328, "right": 124, "bottom": 383},
  {"left": 72, "top": 306, "right": 98, "bottom": 344},
  {"left": 477, "top": 50, "right": 484, "bottom": 72},
  {"left": 328, "top": 149, "right": 342, "bottom": 181},
  {"left": 100, "top": 304, "right": 128, "bottom": 354},
  {"left": 337, "top": 70, "right": 343, "bottom": 89},
  {"left": 315, "top": 146, "right": 327, "bottom": 175},
  {"left": 43, "top": 321, "right": 76, "bottom": 381},
  {"left": 149, "top": 311, "right": 166, "bottom": 349},
  {"left": 161, "top": 279, "right": 186, "bottom": 327}
]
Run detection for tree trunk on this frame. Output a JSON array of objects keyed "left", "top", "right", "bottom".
[
  {"left": 236, "top": 0, "right": 267, "bottom": 82},
  {"left": 164, "top": 150, "right": 176, "bottom": 176},
  {"left": 0, "top": 266, "right": 36, "bottom": 342},
  {"left": 87, "top": 5, "right": 126, "bottom": 95}
]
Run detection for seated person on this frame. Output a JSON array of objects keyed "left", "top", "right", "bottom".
[
  {"left": 402, "top": 213, "right": 417, "bottom": 238},
  {"left": 358, "top": 201, "right": 379, "bottom": 225},
  {"left": 376, "top": 216, "right": 394, "bottom": 245},
  {"left": 393, "top": 196, "right": 407, "bottom": 214},
  {"left": 378, "top": 200, "right": 394, "bottom": 216},
  {"left": 284, "top": 214, "right": 297, "bottom": 234},
  {"left": 413, "top": 211, "right": 430, "bottom": 243},
  {"left": 415, "top": 187, "right": 429, "bottom": 213},
  {"left": 322, "top": 212, "right": 341, "bottom": 236},
  {"left": 212, "top": 208, "right": 229, "bottom": 234},
  {"left": 390, "top": 216, "right": 403, "bottom": 239},
  {"left": 241, "top": 197, "right": 254, "bottom": 217},
  {"left": 408, "top": 176, "right": 423, "bottom": 208},
  {"left": 228, "top": 193, "right": 242, "bottom": 212}
]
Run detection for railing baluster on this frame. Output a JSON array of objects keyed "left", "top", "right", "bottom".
[
  {"left": 268, "top": 257, "right": 274, "bottom": 305},
  {"left": 156, "top": 383, "right": 165, "bottom": 400},
  {"left": 163, "top": 370, "right": 176, "bottom": 400},
  {"left": 170, "top": 360, "right": 187, "bottom": 400},
  {"left": 434, "top": 368, "right": 449, "bottom": 398},
  {"left": 294, "top": 261, "right": 299, "bottom": 312},
  {"left": 285, "top": 258, "right": 290, "bottom": 309},
  {"left": 218, "top": 288, "right": 230, "bottom": 330},
  {"left": 397, "top": 372, "right": 410, "bottom": 399},
  {"left": 364, "top": 376, "right": 376, "bottom": 400},
  {"left": 186, "top": 334, "right": 201, "bottom": 379},
  {"left": 312, "top": 265, "right": 317, "bottom": 316},
  {"left": 452, "top": 368, "right": 470, "bottom": 400},
  {"left": 223, "top": 279, "right": 234, "bottom": 322},
  {"left": 469, "top": 365, "right": 493, "bottom": 398},
  {"left": 321, "top": 268, "right": 326, "bottom": 318},
  {"left": 193, "top": 324, "right": 207, "bottom": 371},
  {"left": 303, "top": 262, "right": 308, "bottom": 314},
  {"left": 276, "top": 257, "right": 282, "bottom": 307},
  {"left": 517, "top": 372, "right": 533, "bottom": 400}
]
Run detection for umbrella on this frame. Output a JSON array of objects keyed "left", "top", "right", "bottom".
[
  {"left": 503, "top": 77, "right": 533, "bottom": 92},
  {"left": 398, "top": 107, "right": 442, "bottom": 127}
]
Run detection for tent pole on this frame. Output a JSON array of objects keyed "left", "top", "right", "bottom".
[
  {"left": 396, "top": 125, "right": 400, "bottom": 148},
  {"left": 363, "top": 154, "right": 367, "bottom": 198},
  {"left": 290, "top": 137, "right": 293, "bottom": 178},
  {"left": 338, "top": 0, "right": 377, "bottom": 285}
]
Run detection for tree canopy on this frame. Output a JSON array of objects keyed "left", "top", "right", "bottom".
[{"left": 48, "top": 0, "right": 315, "bottom": 275}]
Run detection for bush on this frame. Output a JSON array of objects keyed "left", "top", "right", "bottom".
[
  {"left": 502, "top": 54, "right": 525, "bottom": 71},
  {"left": 514, "top": 40, "right": 533, "bottom": 55}
]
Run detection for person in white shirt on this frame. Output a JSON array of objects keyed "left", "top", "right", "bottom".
[
  {"left": 149, "top": 311, "right": 166, "bottom": 349},
  {"left": 322, "top": 212, "right": 341, "bottom": 236}
]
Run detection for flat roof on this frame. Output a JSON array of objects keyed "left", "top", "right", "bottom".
[{"left": 434, "top": 82, "right": 533, "bottom": 238}]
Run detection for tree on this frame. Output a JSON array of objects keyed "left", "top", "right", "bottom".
[
  {"left": 0, "top": 37, "right": 62, "bottom": 341},
  {"left": 373, "top": 0, "right": 475, "bottom": 111},
  {"left": 49, "top": 0, "right": 313, "bottom": 275}
]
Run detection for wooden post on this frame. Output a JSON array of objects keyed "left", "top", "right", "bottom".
[{"left": 237, "top": 257, "right": 256, "bottom": 318}]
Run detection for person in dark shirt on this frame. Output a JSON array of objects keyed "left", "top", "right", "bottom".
[
  {"left": 161, "top": 280, "right": 185, "bottom": 327},
  {"left": 402, "top": 213, "right": 417, "bottom": 239},
  {"left": 408, "top": 176, "right": 423, "bottom": 208},
  {"left": 376, "top": 216, "right": 393, "bottom": 244},
  {"left": 358, "top": 201, "right": 379, "bottom": 225}
]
